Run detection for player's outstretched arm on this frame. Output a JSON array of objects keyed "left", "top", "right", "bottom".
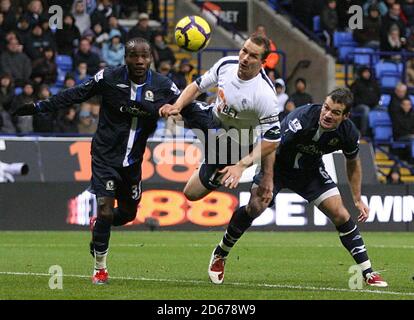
[
  {"left": 159, "top": 82, "right": 201, "bottom": 117},
  {"left": 12, "top": 75, "right": 102, "bottom": 116},
  {"left": 219, "top": 140, "right": 278, "bottom": 189},
  {"left": 346, "top": 156, "right": 369, "bottom": 222},
  {"left": 256, "top": 151, "right": 275, "bottom": 203}
]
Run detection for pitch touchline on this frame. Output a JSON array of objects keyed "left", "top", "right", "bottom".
[
  {"left": 0, "top": 271, "right": 413, "bottom": 297},
  {"left": 1, "top": 243, "right": 414, "bottom": 249}
]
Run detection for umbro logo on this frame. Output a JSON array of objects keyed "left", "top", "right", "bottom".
[{"left": 116, "top": 84, "right": 129, "bottom": 88}]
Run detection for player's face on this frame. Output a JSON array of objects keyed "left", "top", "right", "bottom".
[
  {"left": 319, "top": 97, "right": 349, "bottom": 130},
  {"left": 125, "top": 42, "right": 152, "bottom": 80},
  {"left": 238, "top": 39, "right": 264, "bottom": 80}
]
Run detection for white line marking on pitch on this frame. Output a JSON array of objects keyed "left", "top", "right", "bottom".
[
  {"left": 0, "top": 271, "right": 413, "bottom": 297},
  {"left": 0, "top": 243, "right": 414, "bottom": 249}
]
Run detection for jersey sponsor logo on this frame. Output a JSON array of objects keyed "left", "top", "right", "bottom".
[
  {"left": 288, "top": 118, "right": 302, "bottom": 132},
  {"left": 297, "top": 144, "right": 324, "bottom": 156},
  {"left": 259, "top": 114, "right": 279, "bottom": 125},
  {"left": 222, "top": 105, "right": 238, "bottom": 117},
  {"left": 94, "top": 69, "right": 104, "bottom": 82},
  {"left": 144, "top": 90, "right": 154, "bottom": 102},
  {"left": 116, "top": 84, "right": 129, "bottom": 88},
  {"left": 106, "top": 180, "right": 115, "bottom": 191},
  {"left": 119, "top": 104, "right": 151, "bottom": 117}
]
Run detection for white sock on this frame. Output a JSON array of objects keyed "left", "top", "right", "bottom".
[{"left": 94, "top": 250, "right": 108, "bottom": 270}]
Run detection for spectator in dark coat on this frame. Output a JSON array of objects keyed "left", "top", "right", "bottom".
[
  {"left": 391, "top": 98, "right": 414, "bottom": 140},
  {"left": 353, "top": 4, "right": 381, "bottom": 49},
  {"left": 321, "top": 0, "right": 338, "bottom": 48},
  {"left": 24, "top": 23, "right": 56, "bottom": 60},
  {"left": 290, "top": 78, "right": 313, "bottom": 107},
  {"left": 380, "top": 2, "right": 407, "bottom": 42},
  {"left": 350, "top": 66, "right": 381, "bottom": 136},
  {"left": 23, "top": 0, "right": 49, "bottom": 29},
  {"left": 55, "top": 14, "right": 81, "bottom": 56},
  {"left": 56, "top": 105, "right": 79, "bottom": 134},
  {"left": 0, "top": 0, "right": 17, "bottom": 32},
  {"left": 31, "top": 47, "right": 58, "bottom": 85},
  {"left": 0, "top": 38, "right": 32, "bottom": 87},
  {"left": 388, "top": 82, "right": 409, "bottom": 119},
  {"left": 152, "top": 33, "right": 176, "bottom": 70},
  {"left": 126, "top": 12, "right": 153, "bottom": 42},
  {"left": 73, "top": 37, "right": 101, "bottom": 75},
  {"left": 33, "top": 84, "right": 55, "bottom": 133}
]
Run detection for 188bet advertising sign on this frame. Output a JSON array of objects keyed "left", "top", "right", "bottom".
[{"left": 0, "top": 137, "right": 413, "bottom": 230}]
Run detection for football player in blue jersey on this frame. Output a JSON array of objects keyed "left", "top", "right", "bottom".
[
  {"left": 208, "top": 87, "right": 388, "bottom": 287},
  {"left": 12, "top": 37, "right": 181, "bottom": 284}
]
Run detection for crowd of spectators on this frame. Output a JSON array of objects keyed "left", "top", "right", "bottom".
[{"left": 0, "top": 0, "right": 197, "bottom": 135}]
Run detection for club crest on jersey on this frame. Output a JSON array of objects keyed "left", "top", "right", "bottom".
[
  {"left": 288, "top": 118, "right": 302, "bottom": 133},
  {"left": 144, "top": 90, "right": 154, "bottom": 102},
  {"left": 328, "top": 138, "right": 340, "bottom": 146},
  {"left": 106, "top": 180, "right": 115, "bottom": 191}
]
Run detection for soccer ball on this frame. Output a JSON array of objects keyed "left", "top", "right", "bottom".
[{"left": 175, "top": 16, "right": 211, "bottom": 52}]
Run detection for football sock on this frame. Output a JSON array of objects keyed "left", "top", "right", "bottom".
[
  {"left": 336, "top": 218, "right": 373, "bottom": 278},
  {"left": 214, "top": 206, "right": 254, "bottom": 257},
  {"left": 93, "top": 217, "right": 111, "bottom": 269}
]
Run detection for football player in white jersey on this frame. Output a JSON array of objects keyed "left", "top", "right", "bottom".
[{"left": 160, "top": 35, "right": 281, "bottom": 284}]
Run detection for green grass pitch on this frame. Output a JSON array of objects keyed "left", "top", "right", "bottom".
[{"left": 0, "top": 231, "right": 413, "bottom": 300}]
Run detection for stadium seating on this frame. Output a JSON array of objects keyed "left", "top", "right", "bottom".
[
  {"left": 14, "top": 87, "right": 22, "bottom": 96},
  {"left": 379, "top": 94, "right": 391, "bottom": 108},
  {"left": 375, "top": 61, "right": 403, "bottom": 88},
  {"left": 353, "top": 47, "right": 375, "bottom": 66},
  {"left": 55, "top": 55, "right": 73, "bottom": 72}
]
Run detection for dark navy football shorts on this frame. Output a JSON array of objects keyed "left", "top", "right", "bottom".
[
  {"left": 253, "top": 164, "right": 339, "bottom": 207},
  {"left": 90, "top": 157, "right": 142, "bottom": 203}
]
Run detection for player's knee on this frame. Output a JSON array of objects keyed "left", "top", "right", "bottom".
[
  {"left": 331, "top": 206, "right": 350, "bottom": 226},
  {"left": 183, "top": 187, "right": 203, "bottom": 201}
]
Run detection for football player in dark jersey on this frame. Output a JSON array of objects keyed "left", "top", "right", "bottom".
[
  {"left": 12, "top": 37, "right": 181, "bottom": 284},
  {"left": 208, "top": 87, "right": 388, "bottom": 287}
]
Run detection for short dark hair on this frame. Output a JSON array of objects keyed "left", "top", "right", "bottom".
[
  {"left": 249, "top": 34, "right": 271, "bottom": 61},
  {"left": 328, "top": 87, "right": 354, "bottom": 114},
  {"left": 125, "top": 37, "right": 151, "bottom": 55}
]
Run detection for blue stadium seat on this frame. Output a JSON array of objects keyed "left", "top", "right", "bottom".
[
  {"left": 333, "top": 31, "right": 355, "bottom": 48},
  {"left": 14, "top": 87, "right": 23, "bottom": 95},
  {"left": 375, "top": 61, "right": 402, "bottom": 79},
  {"left": 338, "top": 45, "right": 357, "bottom": 62},
  {"left": 49, "top": 86, "right": 60, "bottom": 95},
  {"left": 368, "top": 110, "right": 391, "bottom": 128},
  {"left": 379, "top": 94, "right": 391, "bottom": 108},
  {"left": 55, "top": 68, "right": 67, "bottom": 87},
  {"left": 353, "top": 47, "right": 375, "bottom": 66},
  {"left": 410, "top": 95, "right": 414, "bottom": 106},
  {"left": 55, "top": 55, "right": 73, "bottom": 72},
  {"left": 380, "top": 72, "right": 401, "bottom": 88},
  {"left": 373, "top": 125, "right": 393, "bottom": 141},
  {"left": 313, "top": 15, "right": 321, "bottom": 33}
]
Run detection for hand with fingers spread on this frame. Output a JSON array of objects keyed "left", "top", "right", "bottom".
[
  {"left": 219, "top": 163, "right": 246, "bottom": 189},
  {"left": 256, "top": 175, "right": 273, "bottom": 203},
  {"left": 355, "top": 199, "right": 369, "bottom": 222}
]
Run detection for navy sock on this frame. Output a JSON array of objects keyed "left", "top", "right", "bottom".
[
  {"left": 93, "top": 217, "right": 111, "bottom": 254},
  {"left": 215, "top": 206, "right": 254, "bottom": 257},
  {"left": 112, "top": 208, "right": 136, "bottom": 226},
  {"left": 336, "top": 218, "right": 373, "bottom": 277}
]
